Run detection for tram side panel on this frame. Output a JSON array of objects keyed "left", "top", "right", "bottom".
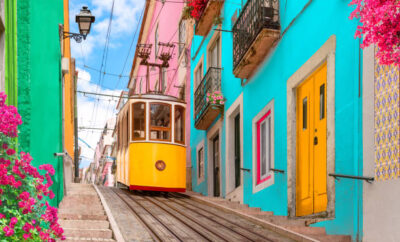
[{"left": 129, "top": 142, "right": 186, "bottom": 192}]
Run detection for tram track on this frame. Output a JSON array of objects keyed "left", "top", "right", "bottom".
[
  {"left": 111, "top": 188, "right": 294, "bottom": 242},
  {"left": 147, "top": 192, "right": 268, "bottom": 241}
]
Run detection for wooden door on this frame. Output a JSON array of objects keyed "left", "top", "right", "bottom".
[{"left": 296, "top": 63, "right": 327, "bottom": 216}]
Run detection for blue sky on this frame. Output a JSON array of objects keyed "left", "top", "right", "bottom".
[{"left": 69, "top": 0, "right": 145, "bottom": 168}]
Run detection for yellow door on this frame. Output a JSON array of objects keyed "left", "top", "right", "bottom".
[{"left": 296, "top": 63, "right": 327, "bottom": 216}]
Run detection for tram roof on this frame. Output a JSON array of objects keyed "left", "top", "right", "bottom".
[{"left": 128, "top": 94, "right": 185, "bottom": 104}]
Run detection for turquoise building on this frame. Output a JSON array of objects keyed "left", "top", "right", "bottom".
[{"left": 190, "top": 0, "right": 364, "bottom": 240}]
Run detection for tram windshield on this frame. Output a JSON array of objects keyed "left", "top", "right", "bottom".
[
  {"left": 150, "top": 103, "right": 171, "bottom": 141},
  {"left": 132, "top": 102, "right": 146, "bottom": 140}
]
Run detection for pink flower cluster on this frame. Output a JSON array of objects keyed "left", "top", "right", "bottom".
[
  {"left": 206, "top": 91, "right": 225, "bottom": 105},
  {"left": 0, "top": 92, "right": 22, "bottom": 137},
  {"left": 0, "top": 92, "right": 64, "bottom": 240},
  {"left": 349, "top": 0, "right": 400, "bottom": 66}
]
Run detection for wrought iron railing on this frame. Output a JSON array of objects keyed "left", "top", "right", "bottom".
[
  {"left": 194, "top": 67, "right": 222, "bottom": 122},
  {"left": 232, "top": 0, "right": 280, "bottom": 69}
]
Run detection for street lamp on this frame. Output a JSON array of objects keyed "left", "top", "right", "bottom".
[{"left": 63, "top": 6, "right": 95, "bottom": 43}]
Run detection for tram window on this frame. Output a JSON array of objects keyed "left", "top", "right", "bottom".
[
  {"left": 150, "top": 103, "right": 171, "bottom": 141},
  {"left": 175, "top": 106, "right": 185, "bottom": 144},
  {"left": 132, "top": 102, "right": 146, "bottom": 140}
]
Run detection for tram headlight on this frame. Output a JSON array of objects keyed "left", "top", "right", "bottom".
[{"left": 155, "top": 160, "right": 166, "bottom": 171}]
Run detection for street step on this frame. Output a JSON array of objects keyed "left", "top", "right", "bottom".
[
  {"left": 59, "top": 220, "right": 110, "bottom": 230},
  {"left": 63, "top": 228, "right": 113, "bottom": 239},
  {"left": 58, "top": 184, "right": 115, "bottom": 241},
  {"left": 284, "top": 226, "right": 326, "bottom": 235},
  {"left": 184, "top": 191, "right": 352, "bottom": 241},
  {"left": 310, "top": 234, "right": 352, "bottom": 242},
  {"left": 58, "top": 208, "right": 105, "bottom": 215},
  {"left": 64, "top": 238, "right": 115, "bottom": 242},
  {"left": 59, "top": 214, "right": 108, "bottom": 221}
]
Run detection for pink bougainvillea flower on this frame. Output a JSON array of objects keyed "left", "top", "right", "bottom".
[
  {"left": 10, "top": 217, "right": 18, "bottom": 228},
  {"left": 3, "top": 226, "right": 14, "bottom": 237},
  {"left": 6, "top": 149, "right": 16, "bottom": 156},
  {"left": 23, "top": 233, "right": 32, "bottom": 240},
  {"left": 0, "top": 93, "right": 64, "bottom": 240},
  {"left": 349, "top": 0, "right": 400, "bottom": 66}
]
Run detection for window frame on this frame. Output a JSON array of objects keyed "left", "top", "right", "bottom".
[
  {"left": 196, "top": 140, "right": 205, "bottom": 184},
  {"left": 206, "top": 31, "right": 221, "bottom": 70},
  {"left": 131, "top": 102, "right": 147, "bottom": 141},
  {"left": 149, "top": 102, "right": 172, "bottom": 142},
  {"left": 257, "top": 111, "right": 272, "bottom": 183},
  {"left": 178, "top": 19, "right": 186, "bottom": 57},
  {"left": 193, "top": 56, "right": 204, "bottom": 90},
  {"left": 252, "top": 100, "right": 275, "bottom": 193},
  {"left": 174, "top": 105, "right": 185, "bottom": 145}
]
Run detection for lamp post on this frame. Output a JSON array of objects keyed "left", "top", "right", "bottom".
[
  {"left": 60, "top": 6, "right": 95, "bottom": 182},
  {"left": 63, "top": 6, "right": 95, "bottom": 43}
]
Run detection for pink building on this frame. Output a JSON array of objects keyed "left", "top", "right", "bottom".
[{"left": 127, "top": 0, "right": 193, "bottom": 188}]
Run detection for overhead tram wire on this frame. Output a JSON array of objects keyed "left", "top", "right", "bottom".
[
  {"left": 115, "top": 3, "right": 146, "bottom": 89},
  {"left": 84, "top": 65, "right": 130, "bottom": 78},
  {"left": 87, "top": 0, "right": 115, "bottom": 139}
]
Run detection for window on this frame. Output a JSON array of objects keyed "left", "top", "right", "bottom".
[
  {"left": 252, "top": 101, "right": 274, "bottom": 191},
  {"left": 126, "top": 109, "right": 129, "bottom": 145},
  {"left": 320, "top": 84, "right": 325, "bottom": 120},
  {"left": 132, "top": 102, "right": 146, "bottom": 140},
  {"left": 155, "top": 23, "right": 159, "bottom": 60},
  {"left": 178, "top": 20, "right": 186, "bottom": 56},
  {"left": 208, "top": 36, "right": 220, "bottom": 68},
  {"left": 258, "top": 113, "right": 271, "bottom": 181},
  {"left": 150, "top": 103, "right": 171, "bottom": 141},
  {"left": 174, "top": 105, "right": 185, "bottom": 144},
  {"left": 198, "top": 147, "right": 204, "bottom": 179},
  {"left": 194, "top": 62, "right": 203, "bottom": 89}
]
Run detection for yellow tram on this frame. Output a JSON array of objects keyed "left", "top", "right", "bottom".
[{"left": 115, "top": 94, "right": 186, "bottom": 192}]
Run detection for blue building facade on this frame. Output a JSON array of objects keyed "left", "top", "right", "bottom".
[{"left": 190, "top": 0, "right": 363, "bottom": 240}]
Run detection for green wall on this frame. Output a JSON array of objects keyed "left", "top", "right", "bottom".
[
  {"left": 17, "top": 0, "right": 65, "bottom": 206},
  {"left": 4, "top": 0, "right": 17, "bottom": 106}
]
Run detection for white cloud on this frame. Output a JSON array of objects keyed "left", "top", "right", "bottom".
[
  {"left": 71, "top": 0, "right": 145, "bottom": 59},
  {"left": 76, "top": 69, "right": 121, "bottom": 167}
]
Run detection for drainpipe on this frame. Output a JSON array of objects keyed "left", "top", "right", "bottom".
[{"left": 74, "top": 73, "right": 80, "bottom": 182}]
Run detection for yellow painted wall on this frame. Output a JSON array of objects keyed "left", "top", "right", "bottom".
[{"left": 63, "top": 0, "right": 74, "bottom": 159}]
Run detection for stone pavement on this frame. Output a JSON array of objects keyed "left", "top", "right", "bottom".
[
  {"left": 58, "top": 183, "right": 116, "bottom": 242},
  {"left": 97, "top": 186, "right": 153, "bottom": 242}
]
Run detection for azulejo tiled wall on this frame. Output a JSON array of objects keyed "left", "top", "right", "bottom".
[{"left": 374, "top": 54, "right": 400, "bottom": 181}]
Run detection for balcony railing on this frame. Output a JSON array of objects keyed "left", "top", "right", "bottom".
[
  {"left": 233, "top": 0, "right": 280, "bottom": 79},
  {"left": 194, "top": 67, "right": 222, "bottom": 130}
]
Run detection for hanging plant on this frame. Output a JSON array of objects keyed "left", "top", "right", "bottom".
[
  {"left": 188, "top": 0, "right": 209, "bottom": 21},
  {"left": 213, "top": 16, "right": 223, "bottom": 26},
  {"left": 0, "top": 92, "right": 65, "bottom": 241},
  {"left": 182, "top": 6, "right": 194, "bottom": 20},
  {"left": 349, "top": 0, "right": 400, "bottom": 66}
]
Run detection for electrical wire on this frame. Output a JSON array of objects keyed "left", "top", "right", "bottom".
[
  {"left": 84, "top": 65, "right": 130, "bottom": 78},
  {"left": 116, "top": 3, "right": 146, "bottom": 90},
  {"left": 87, "top": 0, "right": 116, "bottom": 140}
]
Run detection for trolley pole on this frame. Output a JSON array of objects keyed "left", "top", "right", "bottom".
[{"left": 74, "top": 72, "right": 80, "bottom": 182}]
